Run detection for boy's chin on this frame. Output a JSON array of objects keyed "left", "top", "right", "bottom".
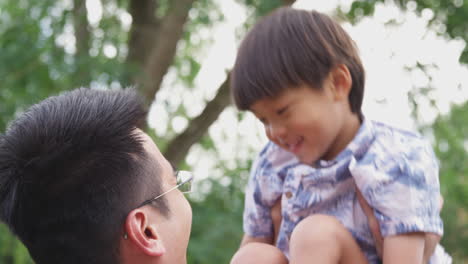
[
  {"left": 295, "top": 154, "right": 317, "bottom": 165},
  {"left": 277, "top": 144, "right": 318, "bottom": 165}
]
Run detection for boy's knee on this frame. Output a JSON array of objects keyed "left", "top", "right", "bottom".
[
  {"left": 290, "top": 214, "right": 346, "bottom": 249},
  {"left": 291, "top": 215, "right": 368, "bottom": 263},
  {"left": 230, "top": 243, "right": 287, "bottom": 264}
]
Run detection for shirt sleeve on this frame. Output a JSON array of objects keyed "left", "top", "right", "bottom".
[
  {"left": 243, "top": 144, "right": 284, "bottom": 238},
  {"left": 349, "top": 138, "right": 443, "bottom": 237}
]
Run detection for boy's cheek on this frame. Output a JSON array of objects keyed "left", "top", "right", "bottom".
[
  {"left": 269, "top": 138, "right": 288, "bottom": 152},
  {"left": 265, "top": 129, "right": 272, "bottom": 140},
  {"left": 265, "top": 130, "right": 277, "bottom": 144},
  {"left": 264, "top": 126, "right": 273, "bottom": 141},
  {"left": 264, "top": 126, "right": 288, "bottom": 150}
]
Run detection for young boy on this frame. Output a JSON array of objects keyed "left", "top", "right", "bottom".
[{"left": 229, "top": 7, "right": 451, "bottom": 264}]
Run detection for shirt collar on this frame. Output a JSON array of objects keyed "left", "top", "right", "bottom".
[{"left": 313, "top": 117, "right": 375, "bottom": 168}]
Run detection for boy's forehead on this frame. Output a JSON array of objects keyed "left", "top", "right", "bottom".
[
  {"left": 250, "top": 88, "right": 297, "bottom": 111},
  {"left": 250, "top": 96, "right": 283, "bottom": 115}
]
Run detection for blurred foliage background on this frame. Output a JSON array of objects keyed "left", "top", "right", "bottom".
[{"left": 0, "top": 0, "right": 466, "bottom": 263}]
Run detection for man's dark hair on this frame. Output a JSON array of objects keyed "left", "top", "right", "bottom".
[
  {"left": 0, "top": 88, "right": 168, "bottom": 264},
  {"left": 231, "top": 7, "right": 365, "bottom": 118}
]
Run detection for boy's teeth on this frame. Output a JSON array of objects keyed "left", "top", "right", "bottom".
[
  {"left": 288, "top": 138, "right": 303, "bottom": 152},
  {"left": 289, "top": 141, "right": 299, "bottom": 150}
]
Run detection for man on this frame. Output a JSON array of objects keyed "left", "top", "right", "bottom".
[{"left": 0, "top": 88, "right": 192, "bottom": 264}]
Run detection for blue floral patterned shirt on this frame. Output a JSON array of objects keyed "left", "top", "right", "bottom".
[{"left": 243, "top": 119, "right": 452, "bottom": 263}]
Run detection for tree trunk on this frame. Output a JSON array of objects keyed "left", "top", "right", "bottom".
[
  {"left": 72, "top": 0, "right": 91, "bottom": 85},
  {"left": 140, "top": 0, "right": 195, "bottom": 105},
  {"left": 126, "top": 0, "right": 159, "bottom": 71}
]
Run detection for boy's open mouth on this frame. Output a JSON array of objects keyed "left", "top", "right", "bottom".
[{"left": 287, "top": 137, "right": 304, "bottom": 154}]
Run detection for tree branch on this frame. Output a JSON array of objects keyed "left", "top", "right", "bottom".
[
  {"left": 126, "top": 0, "right": 159, "bottom": 70},
  {"left": 281, "top": 0, "right": 296, "bottom": 6},
  {"left": 164, "top": 74, "right": 231, "bottom": 166}
]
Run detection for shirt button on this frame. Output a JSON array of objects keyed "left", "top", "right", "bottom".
[{"left": 285, "top": 191, "right": 293, "bottom": 198}]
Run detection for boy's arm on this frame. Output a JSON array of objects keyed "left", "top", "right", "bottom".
[
  {"left": 383, "top": 233, "right": 425, "bottom": 264},
  {"left": 357, "top": 189, "right": 442, "bottom": 263},
  {"left": 351, "top": 138, "right": 446, "bottom": 263},
  {"left": 382, "top": 230, "right": 442, "bottom": 264},
  {"left": 240, "top": 197, "right": 282, "bottom": 247},
  {"left": 240, "top": 144, "right": 284, "bottom": 248}
]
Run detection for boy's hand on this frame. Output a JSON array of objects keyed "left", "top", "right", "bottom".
[
  {"left": 237, "top": 200, "right": 282, "bottom": 249},
  {"left": 271, "top": 198, "right": 282, "bottom": 244},
  {"left": 355, "top": 189, "right": 384, "bottom": 257},
  {"left": 356, "top": 189, "right": 444, "bottom": 263}
]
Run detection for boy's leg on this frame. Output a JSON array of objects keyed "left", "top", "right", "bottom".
[
  {"left": 230, "top": 242, "right": 288, "bottom": 264},
  {"left": 290, "top": 214, "right": 368, "bottom": 264}
]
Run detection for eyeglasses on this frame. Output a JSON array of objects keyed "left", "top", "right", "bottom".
[{"left": 139, "top": 170, "right": 194, "bottom": 207}]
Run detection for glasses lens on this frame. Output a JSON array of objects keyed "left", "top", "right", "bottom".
[{"left": 176, "top": 171, "right": 193, "bottom": 193}]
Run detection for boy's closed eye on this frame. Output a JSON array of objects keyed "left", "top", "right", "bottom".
[
  {"left": 257, "top": 106, "right": 289, "bottom": 125},
  {"left": 276, "top": 106, "right": 288, "bottom": 115}
]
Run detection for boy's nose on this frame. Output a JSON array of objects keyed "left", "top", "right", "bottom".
[{"left": 267, "top": 123, "right": 287, "bottom": 142}]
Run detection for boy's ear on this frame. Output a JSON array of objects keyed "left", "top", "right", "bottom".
[
  {"left": 330, "top": 64, "right": 352, "bottom": 101},
  {"left": 124, "top": 208, "right": 166, "bottom": 257}
]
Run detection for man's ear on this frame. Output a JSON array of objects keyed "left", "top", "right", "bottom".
[
  {"left": 329, "top": 64, "right": 352, "bottom": 101},
  {"left": 124, "top": 208, "right": 166, "bottom": 257}
]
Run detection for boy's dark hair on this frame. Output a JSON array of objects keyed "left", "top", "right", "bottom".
[
  {"left": 231, "top": 7, "right": 365, "bottom": 118},
  {"left": 0, "top": 88, "right": 168, "bottom": 264}
]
